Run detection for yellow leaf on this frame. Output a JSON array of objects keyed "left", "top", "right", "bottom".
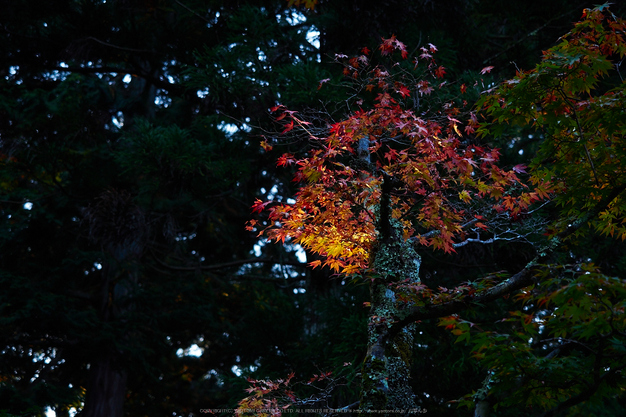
[
  {"left": 459, "top": 190, "right": 472, "bottom": 203},
  {"left": 309, "top": 260, "right": 322, "bottom": 269}
]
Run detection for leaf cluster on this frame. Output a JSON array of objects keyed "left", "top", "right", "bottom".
[
  {"left": 250, "top": 37, "right": 551, "bottom": 274},
  {"left": 478, "top": 5, "right": 626, "bottom": 240},
  {"left": 445, "top": 263, "right": 626, "bottom": 413}
]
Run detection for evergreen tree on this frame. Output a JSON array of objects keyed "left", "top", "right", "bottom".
[{"left": 0, "top": 1, "right": 321, "bottom": 415}]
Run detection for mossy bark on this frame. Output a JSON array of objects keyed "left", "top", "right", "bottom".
[{"left": 360, "top": 199, "right": 421, "bottom": 413}]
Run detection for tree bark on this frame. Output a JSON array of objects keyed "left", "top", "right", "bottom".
[
  {"left": 79, "top": 355, "right": 128, "bottom": 417},
  {"left": 474, "top": 400, "right": 491, "bottom": 417},
  {"left": 360, "top": 177, "right": 421, "bottom": 414},
  {"left": 79, "top": 189, "right": 146, "bottom": 417},
  {"left": 78, "top": 267, "right": 134, "bottom": 417}
]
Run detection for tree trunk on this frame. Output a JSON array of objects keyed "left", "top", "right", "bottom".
[
  {"left": 80, "top": 189, "right": 146, "bottom": 417},
  {"left": 475, "top": 400, "right": 491, "bottom": 417},
  {"left": 79, "top": 355, "right": 128, "bottom": 417},
  {"left": 77, "top": 269, "right": 134, "bottom": 417},
  {"left": 360, "top": 184, "right": 421, "bottom": 413}
]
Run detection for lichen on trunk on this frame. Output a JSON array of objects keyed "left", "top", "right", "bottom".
[{"left": 360, "top": 178, "right": 421, "bottom": 413}]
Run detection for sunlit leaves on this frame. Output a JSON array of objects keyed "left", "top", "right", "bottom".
[{"left": 251, "top": 37, "right": 550, "bottom": 274}]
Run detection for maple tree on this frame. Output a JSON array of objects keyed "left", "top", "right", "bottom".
[
  {"left": 250, "top": 41, "right": 547, "bottom": 274},
  {"left": 478, "top": 4, "right": 626, "bottom": 241},
  {"left": 246, "top": 28, "right": 549, "bottom": 417},
  {"left": 460, "top": 4, "right": 626, "bottom": 414},
  {"left": 244, "top": 4, "right": 626, "bottom": 415},
  {"left": 4, "top": 1, "right": 626, "bottom": 416}
]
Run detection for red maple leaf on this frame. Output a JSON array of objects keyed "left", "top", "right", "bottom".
[
  {"left": 379, "top": 35, "right": 408, "bottom": 59},
  {"left": 282, "top": 120, "right": 294, "bottom": 133},
  {"left": 512, "top": 164, "right": 527, "bottom": 174},
  {"left": 270, "top": 104, "right": 285, "bottom": 112},
  {"left": 277, "top": 153, "right": 296, "bottom": 166},
  {"left": 251, "top": 199, "right": 271, "bottom": 214},
  {"left": 397, "top": 85, "right": 411, "bottom": 98}
]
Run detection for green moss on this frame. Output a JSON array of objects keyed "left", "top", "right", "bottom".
[
  {"left": 391, "top": 332, "right": 413, "bottom": 366},
  {"left": 361, "top": 353, "right": 389, "bottom": 408},
  {"left": 360, "top": 203, "right": 422, "bottom": 410}
]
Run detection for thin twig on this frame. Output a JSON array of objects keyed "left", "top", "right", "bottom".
[
  {"left": 85, "top": 36, "right": 148, "bottom": 53},
  {"left": 173, "top": 0, "right": 213, "bottom": 24}
]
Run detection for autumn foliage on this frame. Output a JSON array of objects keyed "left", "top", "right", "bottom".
[
  {"left": 454, "top": 6, "right": 626, "bottom": 411},
  {"left": 249, "top": 37, "right": 550, "bottom": 275},
  {"left": 242, "top": 5, "right": 626, "bottom": 415},
  {"left": 478, "top": 5, "right": 626, "bottom": 240}
]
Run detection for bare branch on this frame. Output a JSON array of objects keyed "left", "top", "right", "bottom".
[
  {"left": 415, "top": 218, "right": 479, "bottom": 240},
  {"left": 385, "top": 183, "right": 626, "bottom": 340},
  {"left": 452, "top": 227, "right": 536, "bottom": 248},
  {"left": 172, "top": 0, "right": 213, "bottom": 24},
  {"left": 84, "top": 36, "right": 148, "bottom": 53},
  {"left": 153, "top": 256, "right": 308, "bottom": 272}
]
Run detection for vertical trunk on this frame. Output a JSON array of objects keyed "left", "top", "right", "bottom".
[
  {"left": 80, "top": 190, "right": 146, "bottom": 417},
  {"left": 360, "top": 179, "right": 421, "bottom": 413},
  {"left": 474, "top": 400, "right": 491, "bottom": 417},
  {"left": 79, "top": 269, "right": 134, "bottom": 417},
  {"left": 474, "top": 371, "right": 493, "bottom": 417},
  {"left": 80, "top": 355, "right": 128, "bottom": 417}
]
